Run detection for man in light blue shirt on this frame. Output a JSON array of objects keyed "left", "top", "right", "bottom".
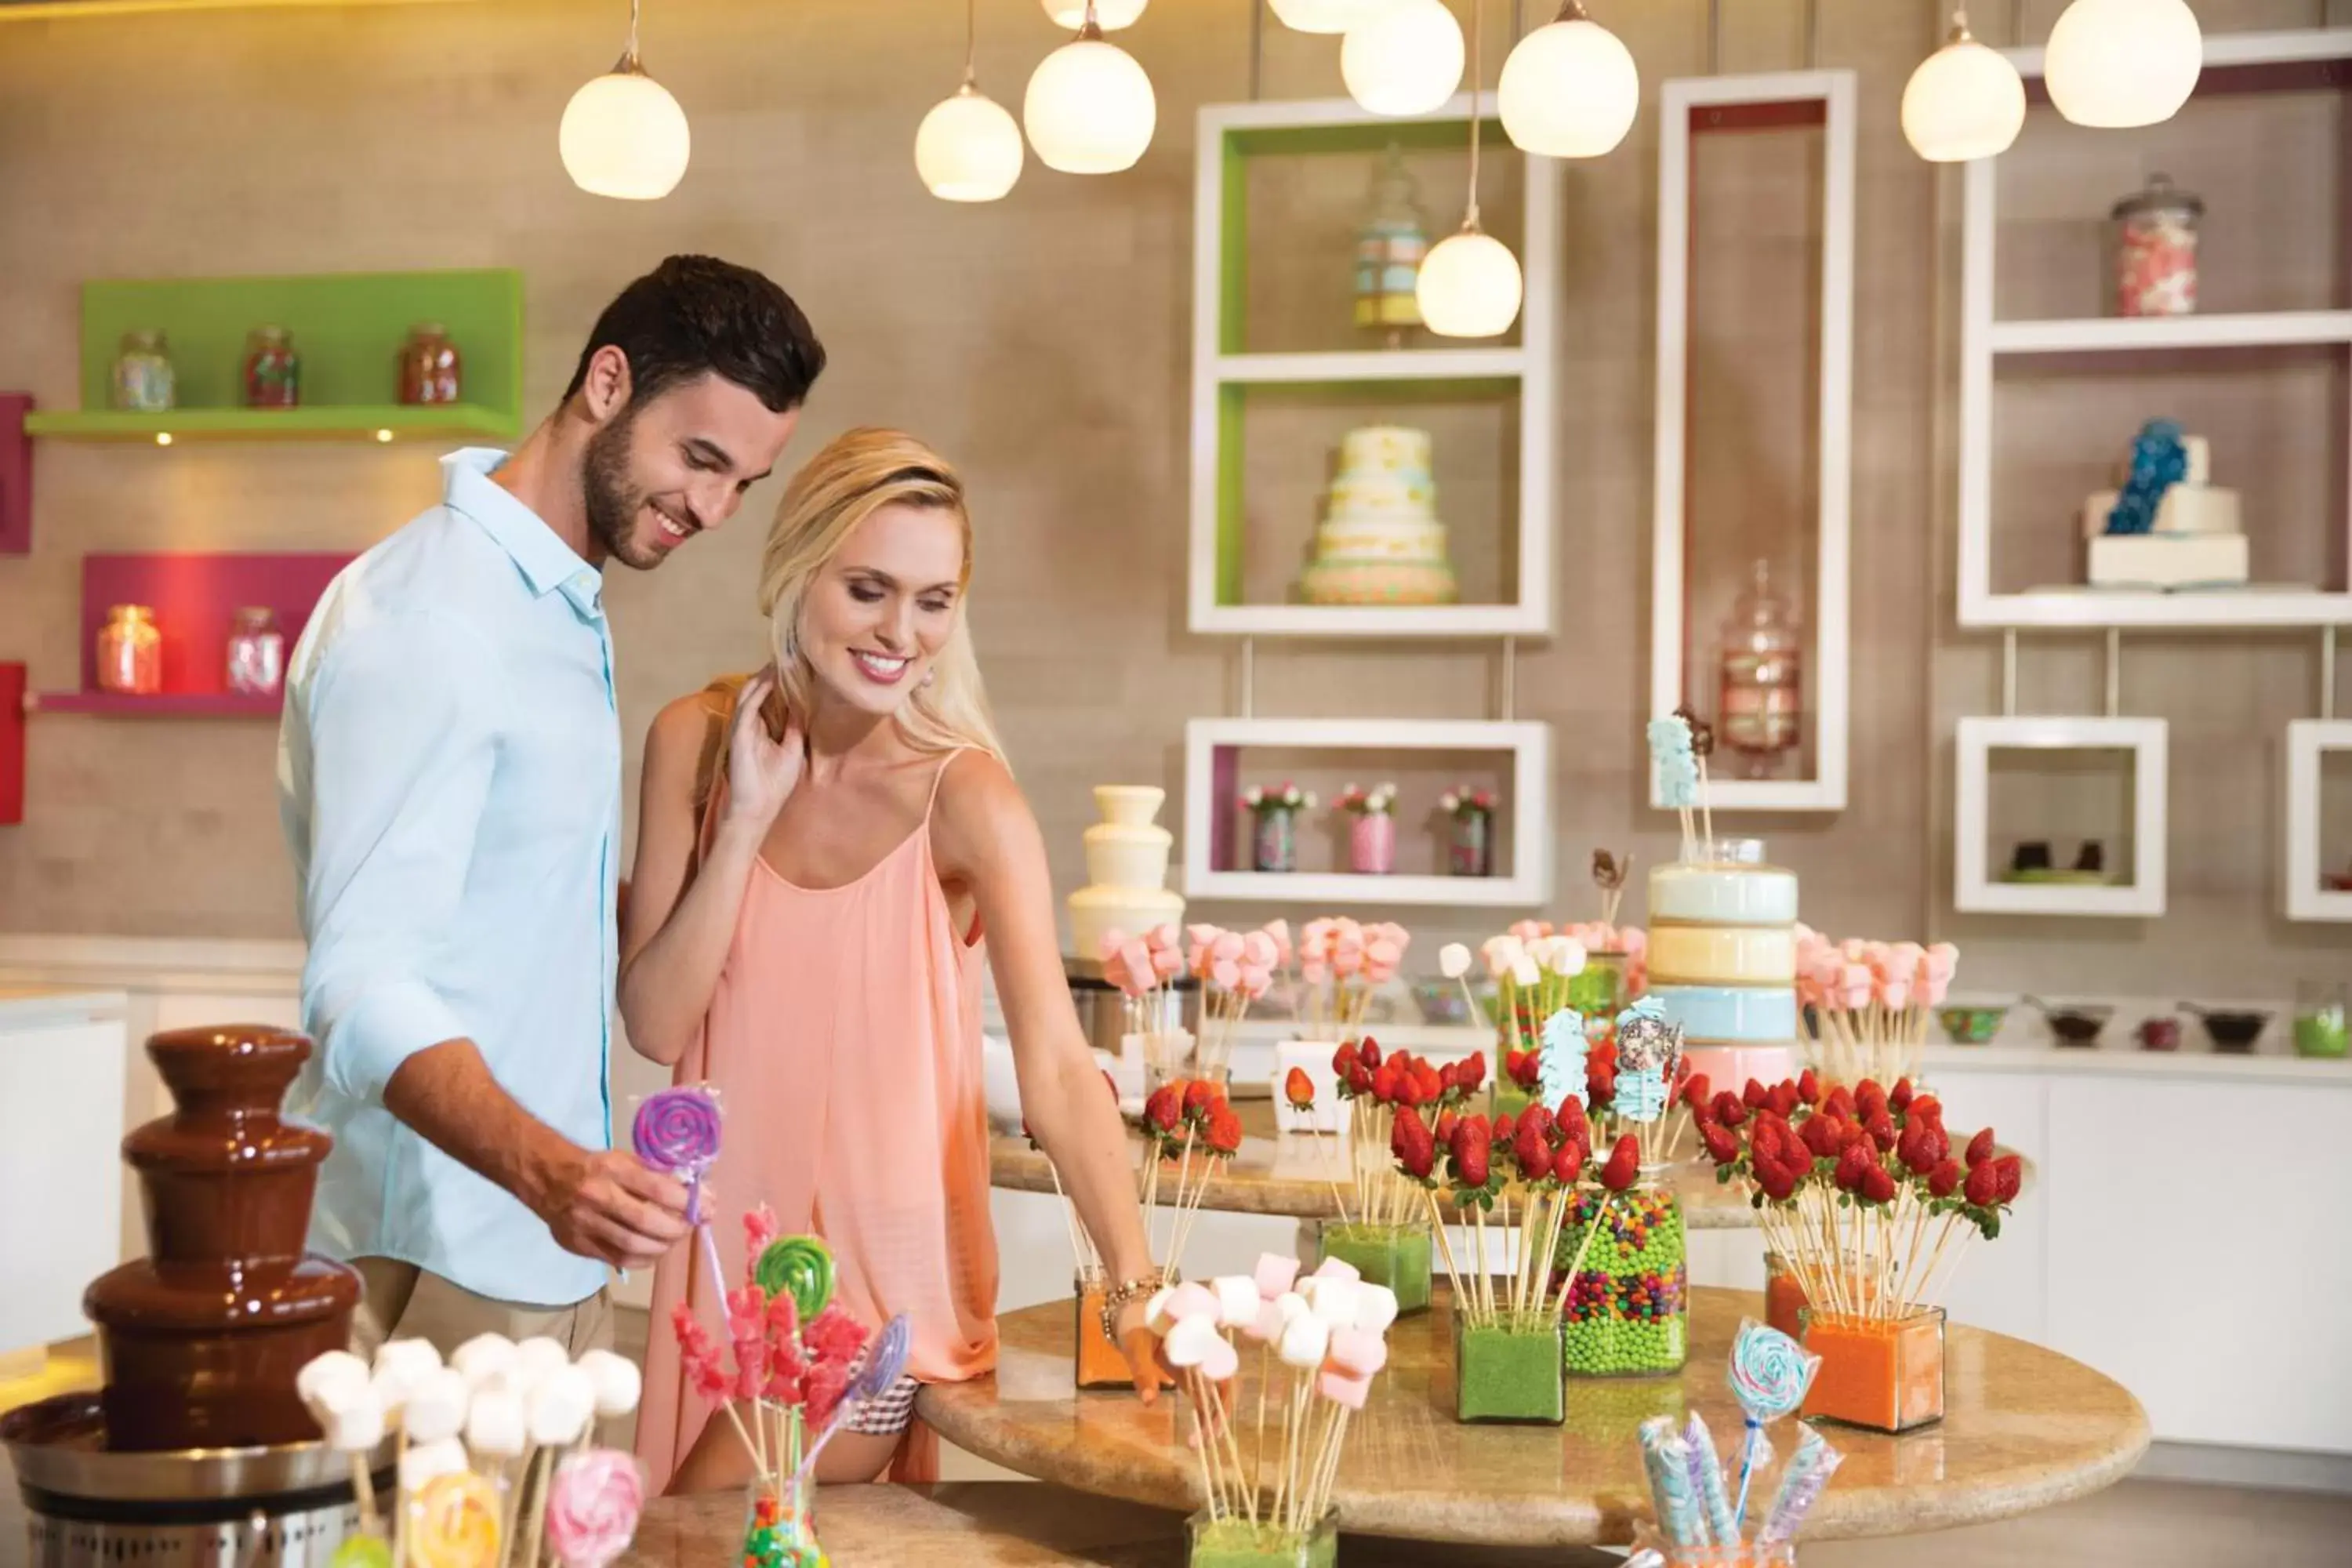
[{"left": 279, "top": 256, "right": 825, "bottom": 1353}]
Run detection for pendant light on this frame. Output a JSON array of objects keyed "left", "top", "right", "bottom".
[
  {"left": 2045, "top": 0, "right": 2201, "bottom": 129},
  {"left": 1417, "top": 0, "right": 1522, "bottom": 337},
  {"left": 1901, "top": 7, "right": 2026, "bottom": 162},
  {"left": 559, "top": 0, "right": 691, "bottom": 200},
  {"left": 1342, "top": 0, "right": 1465, "bottom": 118},
  {"left": 919, "top": 0, "right": 1025, "bottom": 201},
  {"left": 1270, "top": 0, "right": 1377, "bottom": 32},
  {"left": 1041, "top": 0, "right": 1146, "bottom": 27},
  {"left": 1025, "top": 0, "right": 1157, "bottom": 173},
  {"left": 1497, "top": 1, "right": 1639, "bottom": 158}
]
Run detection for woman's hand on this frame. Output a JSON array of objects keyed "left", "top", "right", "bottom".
[
  {"left": 1119, "top": 1298, "right": 1171, "bottom": 1406},
  {"left": 719, "top": 668, "right": 804, "bottom": 830}
]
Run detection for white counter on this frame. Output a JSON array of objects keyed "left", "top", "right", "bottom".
[{"left": 0, "top": 987, "right": 130, "bottom": 1356}]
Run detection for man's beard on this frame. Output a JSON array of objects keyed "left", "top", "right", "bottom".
[{"left": 582, "top": 408, "right": 664, "bottom": 571}]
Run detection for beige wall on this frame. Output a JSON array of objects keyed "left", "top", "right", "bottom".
[{"left": 0, "top": 0, "right": 2344, "bottom": 999}]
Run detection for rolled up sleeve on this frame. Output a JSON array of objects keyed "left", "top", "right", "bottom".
[{"left": 296, "top": 612, "right": 499, "bottom": 1105}]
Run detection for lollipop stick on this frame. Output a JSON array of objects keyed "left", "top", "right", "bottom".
[
  {"left": 350, "top": 1453, "right": 378, "bottom": 1537},
  {"left": 516, "top": 1449, "right": 550, "bottom": 1568}
]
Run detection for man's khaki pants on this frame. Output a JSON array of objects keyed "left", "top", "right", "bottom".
[{"left": 349, "top": 1258, "right": 614, "bottom": 1362}]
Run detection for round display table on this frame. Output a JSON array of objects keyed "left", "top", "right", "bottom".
[{"left": 916, "top": 1287, "right": 2147, "bottom": 1548}]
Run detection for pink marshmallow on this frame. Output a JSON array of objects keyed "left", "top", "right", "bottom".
[
  {"left": 1253, "top": 1254, "right": 1301, "bottom": 1298},
  {"left": 1210, "top": 931, "right": 1244, "bottom": 964},
  {"left": 1210, "top": 958, "right": 1241, "bottom": 991},
  {"left": 1165, "top": 1282, "right": 1220, "bottom": 1323},
  {"left": 1243, "top": 1299, "right": 1285, "bottom": 1344},
  {"left": 1325, "top": 1327, "right": 1388, "bottom": 1378},
  {"left": 1316, "top": 1369, "right": 1372, "bottom": 1410},
  {"left": 1199, "top": 1338, "right": 1240, "bottom": 1382},
  {"left": 1241, "top": 931, "right": 1279, "bottom": 968},
  {"left": 1313, "top": 1255, "right": 1361, "bottom": 1283},
  {"left": 1187, "top": 924, "right": 1224, "bottom": 950}
]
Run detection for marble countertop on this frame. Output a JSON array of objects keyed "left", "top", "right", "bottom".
[
  {"left": 0, "top": 986, "right": 126, "bottom": 1030},
  {"left": 990, "top": 1099, "right": 1761, "bottom": 1228},
  {"left": 615, "top": 1483, "right": 1627, "bottom": 1566},
  {"left": 917, "top": 1287, "right": 2148, "bottom": 1548}
]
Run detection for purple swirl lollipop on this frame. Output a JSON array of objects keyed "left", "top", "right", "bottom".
[
  {"left": 633, "top": 1086, "right": 722, "bottom": 1224},
  {"left": 853, "top": 1314, "right": 912, "bottom": 1404}
]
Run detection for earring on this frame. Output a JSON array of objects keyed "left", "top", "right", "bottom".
[{"left": 922, "top": 668, "right": 936, "bottom": 688}]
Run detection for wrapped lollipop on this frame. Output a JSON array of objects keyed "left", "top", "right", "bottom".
[
  {"left": 1756, "top": 1425, "right": 1844, "bottom": 1545},
  {"left": 633, "top": 1083, "right": 728, "bottom": 1296},
  {"left": 543, "top": 1449, "right": 646, "bottom": 1568},
  {"left": 1636, "top": 1414, "right": 1707, "bottom": 1549},
  {"left": 1728, "top": 1318, "right": 1819, "bottom": 1530},
  {"left": 404, "top": 1470, "right": 500, "bottom": 1568}
]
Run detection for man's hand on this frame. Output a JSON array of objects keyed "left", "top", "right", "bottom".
[{"left": 532, "top": 1145, "right": 694, "bottom": 1270}]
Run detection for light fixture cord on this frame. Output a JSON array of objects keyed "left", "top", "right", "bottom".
[
  {"left": 964, "top": 0, "right": 978, "bottom": 85},
  {"left": 1465, "top": 0, "right": 1485, "bottom": 231},
  {"left": 627, "top": 0, "right": 641, "bottom": 64}
]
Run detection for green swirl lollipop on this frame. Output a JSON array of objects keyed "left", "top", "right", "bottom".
[{"left": 757, "top": 1235, "right": 837, "bottom": 1319}]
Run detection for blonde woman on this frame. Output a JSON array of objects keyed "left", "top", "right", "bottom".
[{"left": 622, "top": 428, "right": 1162, "bottom": 1492}]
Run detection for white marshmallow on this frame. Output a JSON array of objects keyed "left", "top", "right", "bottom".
[
  {"left": 296, "top": 1351, "right": 372, "bottom": 1416},
  {"left": 1439, "top": 942, "right": 1472, "bottom": 980},
  {"left": 1161, "top": 1315, "right": 1222, "bottom": 1370},
  {"left": 1143, "top": 1287, "right": 1177, "bottom": 1335},
  {"left": 527, "top": 1366, "right": 595, "bottom": 1447},
  {"left": 1308, "top": 1278, "right": 1362, "bottom": 1327},
  {"left": 397, "top": 1436, "right": 468, "bottom": 1490},
  {"left": 401, "top": 1367, "right": 469, "bottom": 1446},
  {"left": 575, "top": 1349, "right": 643, "bottom": 1419},
  {"left": 368, "top": 1362, "right": 416, "bottom": 1417},
  {"left": 321, "top": 1396, "right": 384, "bottom": 1454},
  {"left": 464, "top": 1388, "right": 528, "bottom": 1459},
  {"left": 1211, "top": 1277, "right": 1259, "bottom": 1329},
  {"left": 514, "top": 1336, "right": 572, "bottom": 1384},
  {"left": 1274, "top": 1291, "right": 1312, "bottom": 1325},
  {"left": 373, "top": 1338, "right": 441, "bottom": 1378},
  {"left": 1277, "top": 1314, "right": 1330, "bottom": 1370},
  {"left": 1354, "top": 1283, "right": 1400, "bottom": 1334},
  {"left": 1312, "top": 1256, "right": 1361, "bottom": 1283},
  {"left": 1199, "top": 1337, "right": 1240, "bottom": 1382},
  {"left": 449, "top": 1333, "right": 518, "bottom": 1388}
]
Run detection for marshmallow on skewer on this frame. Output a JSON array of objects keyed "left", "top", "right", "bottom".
[
  {"left": 1199, "top": 1337, "right": 1240, "bottom": 1382},
  {"left": 464, "top": 1388, "right": 527, "bottom": 1461},
  {"left": 1325, "top": 1327, "right": 1388, "bottom": 1379},
  {"left": 321, "top": 1393, "right": 386, "bottom": 1454},
  {"left": 1308, "top": 1277, "right": 1362, "bottom": 1327},
  {"left": 1252, "top": 1254, "right": 1301, "bottom": 1298},
  {"left": 1316, "top": 1368, "right": 1372, "bottom": 1410},
  {"left": 397, "top": 1436, "right": 469, "bottom": 1490},
  {"left": 575, "top": 1349, "right": 643, "bottom": 1420},
  {"left": 296, "top": 1351, "right": 372, "bottom": 1416},
  {"left": 1277, "top": 1314, "right": 1330, "bottom": 1370},
  {"left": 1161, "top": 1315, "right": 1222, "bottom": 1370},
  {"left": 401, "top": 1367, "right": 469, "bottom": 1446},
  {"left": 1210, "top": 1277, "right": 1259, "bottom": 1329},
  {"left": 1312, "top": 1256, "right": 1361, "bottom": 1284},
  {"left": 450, "top": 1332, "right": 518, "bottom": 1388},
  {"left": 1243, "top": 1299, "right": 1286, "bottom": 1345},
  {"left": 1144, "top": 1287, "right": 1177, "bottom": 1334},
  {"left": 1163, "top": 1282, "right": 1219, "bottom": 1323},
  {"left": 1274, "top": 1291, "right": 1311, "bottom": 1326},
  {"left": 527, "top": 1366, "right": 596, "bottom": 1448},
  {"left": 514, "top": 1336, "right": 572, "bottom": 1385},
  {"left": 1354, "top": 1283, "right": 1400, "bottom": 1334}
]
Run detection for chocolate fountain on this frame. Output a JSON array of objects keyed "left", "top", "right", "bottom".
[{"left": 2, "top": 1024, "right": 384, "bottom": 1566}]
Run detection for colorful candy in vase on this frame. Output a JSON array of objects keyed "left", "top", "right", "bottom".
[
  {"left": 1794, "top": 929, "right": 1957, "bottom": 1090},
  {"left": 1694, "top": 1073, "right": 2021, "bottom": 1432},
  {"left": 1147, "top": 1252, "right": 1397, "bottom": 1567}
]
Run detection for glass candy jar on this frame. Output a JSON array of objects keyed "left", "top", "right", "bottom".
[
  {"left": 1717, "top": 560, "right": 1802, "bottom": 779},
  {"left": 1447, "top": 807, "right": 1493, "bottom": 877},
  {"left": 243, "top": 326, "right": 300, "bottom": 408},
  {"left": 1316, "top": 1218, "right": 1432, "bottom": 1316},
  {"left": 1559, "top": 1174, "right": 1688, "bottom": 1377},
  {"left": 2113, "top": 173, "right": 2201, "bottom": 318},
  {"left": 1252, "top": 807, "right": 1298, "bottom": 873},
  {"left": 224, "top": 607, "right": 285, "bottom": 698},
  {"left": 1799, "top": 1306, "right": 1947, "bottom": 1434},
  {"left": 110, "top": 330, "right": 176, "bottom": 412},
  {"left": 1352, "top": 143, "right": 1428, "bottom": 343},
  {"left": 398, "top": 323, "right": 463, "bottom": 405},
  {"left": 1454, "top": 1314, "right": 1566, "bottom": 1425},
  {"left": 1073, "top": 1266, "right": 1134, "bottom": 1392},
  {"left": 1188, "top": 1507, "right": 1338, "bottom": 1568},
  {"left": 96, "top": 604, "right": 163, "bottom": 695}
]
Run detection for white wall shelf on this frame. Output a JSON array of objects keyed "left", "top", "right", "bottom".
[
  {"left": 1955, "top": 716, "right": 2169, "bottom": 918},
  {"left": 2285, "top": 720, "right": 2352, "bottom": 922},
  {"left": 1957, "top": 28, "right": 2352, "bottom": 633},
  {"left": 1181, "top": 717, "right": 1552, "bottom": 907},
  {"left": 1649, "top": 71, "right": 1856, "bottom": 812},
  {"left": 1189, "top": 96, "right": 1559, "bottom": 641}
]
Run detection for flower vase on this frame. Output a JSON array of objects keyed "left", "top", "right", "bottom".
[
  {"left": 1348, "top": 811, "right": 1396, "bottom": 874},
  {"left": 1073, "top": 1268, "right": 1135, "bottom": 1392},
  {"left": 1559, "top": 1175, "right": 1688, "bottom": 1377},
  {"left": 1187, "top": 1508, "right": 1338, "bottom": 1568},
  {"left": 1453, "top": 1313, "right": 1565, "bottom": 1424},
  {"left": 1252, "top": 808, "right": 1298, "bottom": 873},
  {"left": 742, "top": 1465, "right": 822, "bottom": 1568},
  {"left": 1315, "top": 1219, "right": 1431, "bottom": 1316},
  {"left": 1799, "top": 1306, "right": 1946, "bottom": 1433},
  {"left": 1448, "top": 811, "right": 1493, "bottom": 877}
]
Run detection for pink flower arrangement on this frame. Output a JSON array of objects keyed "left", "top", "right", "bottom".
[{"left": 1437, "top": 786, "right": 1497, "bottom": 819}]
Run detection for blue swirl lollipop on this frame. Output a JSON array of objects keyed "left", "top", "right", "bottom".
[
  {"left": 1728, "top": 1317, "right": 1819, "bottom": 1528},
  {"left": 1538, "top": 1007, "right": 1590, "bottom": 1112}
]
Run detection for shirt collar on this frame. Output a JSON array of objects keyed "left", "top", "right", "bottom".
[{"left": 441, "top": 448, "right": 603, "bottom": 613}]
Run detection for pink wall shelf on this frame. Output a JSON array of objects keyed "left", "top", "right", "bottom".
[
  {"left": 2, "top": 663, "right": 24, "bottom": 825},
  {"left": 1, "top": 394, "right": 29, "bottom": 554},
  {"left": 43, "top": 551, "right": 350, "bottom": 710}
]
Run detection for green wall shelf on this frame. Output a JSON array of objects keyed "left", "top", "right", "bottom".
[{"left": 25, "top": 267, "right": 524, "bottom": 445}]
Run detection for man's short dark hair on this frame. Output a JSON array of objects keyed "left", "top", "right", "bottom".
[{"left": 563, "top": 255, "right": 826, "bottom": 415}]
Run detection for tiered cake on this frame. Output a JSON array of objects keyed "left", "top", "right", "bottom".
[
  {"left": 1066, "top": 785, "right": 1185, "bottom": 960},
  {"left": 1646, "top": 839, "right": 1798, "bottom": 1090},
  {"left": 1298, "top": 426, "right": 1459, "bottom": 606},
  {"left": 2082, "top": 432, "right": 2247, "bottom": 589}
]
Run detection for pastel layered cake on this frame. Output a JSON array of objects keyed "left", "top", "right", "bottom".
[
  {"left": 1646, "top": 839, "right": 1798, "bottom": 1091},
  {"left": 1297, "top": 426, "right": 1459, "bottom": 606}
]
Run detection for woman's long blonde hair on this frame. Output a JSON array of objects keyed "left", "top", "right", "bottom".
[{"left": 756, "top": 426, "right": 1007, "bottom": 764}]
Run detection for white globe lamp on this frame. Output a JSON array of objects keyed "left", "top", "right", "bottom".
[
  {"left": 560, "top": 65, "right": 691, "bottom": 200},
  {"left": 1270, "top": 0, "right": 1376, "bottom": 32},
  {"left": 1025, "top": 20, "right": 1156, "bottom": 174},
  {"left": 1417, "top": 227, "right": 1523, "bottom": 338},
  {"left": 1901, "top": 16, "right": 2027, "bottom": 162},
  {"left": 1497, "top": 2, "right": 1639, "bottom": 158},
  {"left": 917, "top": 86, "right": 1025, "bottom": 201},
  {"left": 1341, "top": 0, "right": 1465, "bottom": 118},
  {"left": 2045, "top": 0, "right": 2201, "bottom": 129}
]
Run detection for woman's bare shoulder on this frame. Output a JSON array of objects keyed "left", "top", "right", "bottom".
[{"left": 929, "top": 749, "right": 1036, "bottom": 862}]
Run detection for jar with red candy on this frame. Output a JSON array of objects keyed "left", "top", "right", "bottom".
[
  {"left": 242, "top": 326, "right": 300, "bottom": 408},
  {"left": 2112, "top": 173, "right": 2201, "bottom": 318}
]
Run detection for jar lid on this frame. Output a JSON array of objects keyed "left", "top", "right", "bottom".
[
  {"left": 231, "top": 605, "right": 278, "bottom": 622},
  {"left": 105, "top": 603, "right": 154, "bottom": 619},
  {"left": 249, "top": 325, "right": 292, "bottom": 342},
  {"left": 2113, "top": 172, "right": 2203, "bottom": 222},
  {"left": 120, "top": 328, "right": 167, "bottom": 349},
  {"left": 409, "top": 321, "right": 448, "bottom": 338}
]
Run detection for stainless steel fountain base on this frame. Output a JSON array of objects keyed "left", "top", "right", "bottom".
[{"left": 5, "top": 1393, "right": 392, "bottom": 1568}]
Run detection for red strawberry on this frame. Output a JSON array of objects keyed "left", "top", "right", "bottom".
[
  {"left": 1860, "top": 1164, "right": 1898, "bottom": 1204},
  {"left": 1897, "top": 1123, "right": 1936, "bottom": 1176},
  {"left": 1824, "top": 1087, "right": 1857, "bottom": 1121},
  {"left": 1553, "top": 1138, "right": 1589, "bottom": 1185},
  {"left": 1143, "top": 1083, "right": 1181, "bottom": 1132},
  {"left": 1372, "top": 1060, "right": 1404, "bottom": 1105},
  {"left": 1700, "top": 1120, "right": 1740, "bottom": 1166},
  {"left": 1331, "top": 1043, "right": 1358, "bottom": 1080},
  {"left": 1908, "top": 1094, "right": 1944, "bottom": 1126},
  {"left": 1865, "top": 1112, "right": 1899, "bottom": 1153},
  {"left": 1755, "top": 1158, "right": 1799, "bottom": 1202},
  {"left": 1680, "top": 1072, "right": 1714, "bottom": 1112},
  {"left": 1435, "top": 1107, "right": 1459, "bottom": 1145},
  {"left": 1834, "top": 1142, "right": 1874, "bottom": 1192},
  {"left": 1554, "top": 1099, "right": 1588, "bottom": 1148},
  {"left": 1285, "top": 1068, "right": 1316, "bottom": 1109},
  {"left": 1928, "top": 1159, "right": 1964, "bottom": 1199},
  {"left": 1205, "top": 1103, "right": 1243, "bottom": 1155},
  {"left": 1890, "top": 1076, "right": 1915, "bottom": 1112},
  {"left": 1492, "top": 1108, "right": 1517, "bottom": 1145},
  {"left": 1345, "top": 1063, "right": 1374, "bottom": 1096},
  {"left": 1749, "top": 1114, "right": 1791, "bottom": 1169},
  {"left": 1586, "top": 1063, "right": 1617, "bottom": 1108},
  {"left": 1796, "top": 1068, "right": 1822, "bottom": 1106},
  {"left": 1412, "top": 1062, "right": 1444, "bottom": 1105},
  {"left": 1450, "top": 1112, "right": 1491, "bottom": 1180},
  {"left": 1963, "top": 1161, "right": 1999, "bottom": 1207},
  {"left": 1711, "top": 1090, "right": 1749, "bottom": 1129},
  {"left": 1994, "top": 1154, "right": 2023, "bottom": 1204},
  {"left": 1391, "top": 1106, "right": 1435, "bottom": 1179},
  {"left": 1183, "top": 1079, "right": 1217, "bottom": 1117},
  {"left": 1918, "top": 1122, "right": 1951, "bottom": 1167},
  {"left": 1800, "top": 1113, "right": 1845, "bottom": 1160},
  {"left": 1743, "top": 1077, "right": 1770, "bottom": 1109},
  {"left": 1768, "top": 1082, "right": 1802, "bottom": 1120},
  {"left": 1359, "top": 1039, "right": 1383, "bottom": 1070},
  {"left": 1457, "top": 1053, "right": 1487, "bottom": 1094},
  {"left": 1600, "top": 1134, "right": 1641, "bottom": 1192},
  {"left": 1965, "top": 1127, "right": 1996, "bottom": 1167},
  {"left": 1514, "top": 1050, "right": 1542, "bottom": 1089},
  {"left": 1856, "top": 1079, "right": 1888, "bottom": 1120}
]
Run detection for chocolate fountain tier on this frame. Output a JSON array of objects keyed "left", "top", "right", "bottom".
[{"left": 82, "top": 1024, "right": 359, "bottom": 1453}]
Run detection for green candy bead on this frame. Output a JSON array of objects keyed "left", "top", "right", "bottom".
[{"left": 330, "top": 1535, "right": 394, "bottom": 1568}]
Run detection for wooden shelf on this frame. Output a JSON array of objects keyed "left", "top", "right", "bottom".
[
  {"left": 33, "top": 691, "right": 280, "bottom": 717},
  {"left": 1191, "top": 601, "right": 1548, "bottom": 637},
  {"left": 1210, "top": 349, "right": 1526, "bottom": 386},
  {"left": 1987, "top": 310, "right": 2352, "bottom": 356},
  {"left": 25, "top": 403, "right": 517, "bottom": 444},
  {"left": 1975, "top": 586, "right": 2352, "bottom": 630},
  {"left": 1954, "top": 716, "right": 2169, "bottom": 918},
  {"left": 1180, "top": 869, "right": 1541, "bottom": 907}
]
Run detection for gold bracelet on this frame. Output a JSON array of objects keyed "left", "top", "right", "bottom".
[{"left": 1098, "top": 1270, "right": 1165, "bottom": 1344}]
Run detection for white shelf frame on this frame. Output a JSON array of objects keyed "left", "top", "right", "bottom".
[
  {"left": 1188, "top": 95, "right": 1561, "bottom": 640},
  {"left": 1649, "top": 71, "right": 1857, "bottom": 812},
  {"left": 1954, "top": 716, "right": 2169, "bottom": 918},
  {"left": 1957, "top": 27, "right": 2352, "bottom": 631},
  {"left": 2285, "top": 720, "right": 2352, "bottom": 922},
  {"left": 1181, "top": 717, "right": 1552, "bottom": 907}
]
